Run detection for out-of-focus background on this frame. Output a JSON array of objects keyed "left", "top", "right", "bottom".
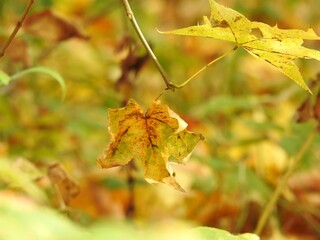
[{"left": 1, "top": 0, "right": 320, "bottom": 239}]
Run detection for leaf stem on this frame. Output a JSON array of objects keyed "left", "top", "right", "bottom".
[
  {"left": 125, "top": 161, "right": 136, "bottom": 218},
  {"left": 254, "top": 129, "right": 316, "bottom": 235},
  {"left": 121, "top": 0, "right": 172, "bottom": 88},
  {"left": 0, "top": 0, "right": 34, "bottom": 59},
  {"left": 172, "top": 46, "right": 237, "bottom": 89}
]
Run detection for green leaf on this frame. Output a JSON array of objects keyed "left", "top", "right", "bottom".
[
  {"left": 166, "top": 129, "right": 204, "bottom": 162},
  {"left": 0, "top": 192, "right": 87, "bottom": 240},
  {"left": 97, "top": 99, "right": 203, "bottom": 191},
  {"left": 10, "top": 66, "right": 66, "bottom": 99},
  {"left": 0, "top": 71, "right": 11, "bottom": 86},
  {"left": 192, "top": 227, "right": 260, "bottom": 240},
  {"left": 162, "top": 0, "right": 320, "bottom": 93},
  {"left": 0, "top": 158, "right": 47, "bottom": 203}
]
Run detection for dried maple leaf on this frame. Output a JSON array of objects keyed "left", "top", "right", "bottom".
[
  {"left": 162, "top": 0, "right": 320, "bottom": 93},
  {"left": 97, "top": 99, "right": 203, "bottom": 191},
  {"left": 24, "top": 10, "right": 88, "bottom": 42},
  {"left": 115, "top": 36, "right": 149, "bottom": 103},
  {"left": 48, "top": 163, "right": 80, "bottom": 205}
]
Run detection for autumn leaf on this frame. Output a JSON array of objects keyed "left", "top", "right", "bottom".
[
  {"left": 24, "top": 10, "right": 88, "bottom": 43},
  {"left": 97, "top": 99, "right": 203, "bottom": 191},
  {"left": 48, "top": 163, "right": 80, "bottom": 205},
  {"left": 161, "top": 0, "right": 320, "bottom": 93},
  {"left": 192, "top": 227, "right": 260, "bottom": 240}
]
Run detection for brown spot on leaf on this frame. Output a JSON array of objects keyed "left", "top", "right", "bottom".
[
  {"left": 234, "top": 16, "right": 242, "bottom": 22},
  {"left": 250, "top": 28, "right": 263, "bottom": 39},
  {"left": 217, "top": 20, "right": 230, "bottom": 28}
]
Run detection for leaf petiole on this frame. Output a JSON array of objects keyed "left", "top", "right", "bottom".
[
  {"left": 170, "top": 46, "right": 237, "bottom": 89},
  {"left": 122, "top": 0, "right": 237, "bottom": 91}
]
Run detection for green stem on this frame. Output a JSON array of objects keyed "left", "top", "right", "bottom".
[
  {"left": 254, "top": 129, "right": 316, "bottom": 235},
  {"left": 0, "top": 0, "right": 34, "bottom": 59},
  {"left": 173, "top": 46, "right": 237, "bottom": 89},
  {"left": 121, "top": 0, "right": 171, "bottom": 88}
]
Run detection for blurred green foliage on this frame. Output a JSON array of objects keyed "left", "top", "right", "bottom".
[{"left": 0, "top": 0, "right": 320, "bottom": 239}]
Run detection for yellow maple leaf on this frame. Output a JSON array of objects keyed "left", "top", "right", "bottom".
[
  {"left": 97, "top": 99, "right": 203, "bottom": 191},
  {"left": 162, "top": 0, "right": 320, "bottom": 93}
]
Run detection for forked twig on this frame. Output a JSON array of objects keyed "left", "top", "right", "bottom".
[
  {"left": 121, "top": 0, "right": 234, "bottom": 91},
  {"left": 0, "top": 0, "right": 34, "bottom": 59},
  {"left": 121, "top": 0, "right": 172, "bottom": 89}
]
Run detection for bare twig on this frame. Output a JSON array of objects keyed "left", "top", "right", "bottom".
[
  {"left": 125, "top": 161, "right": 136, "bottom": 218},
  {"left": 121, "top": 0, "right": 235, "bottom": 91},
  {"left": 254, "top": 129, "right": 316, "bottom": 235},
  {"left": 0, "top": 0, "right": 34, "bottom": 59},
  {"left": 121, "top": 0, "right": 172, "bottom": 89}
]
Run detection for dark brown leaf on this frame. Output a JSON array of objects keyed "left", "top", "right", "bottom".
[
  {"left": 296, "top": 98, "right": 312, "bottom": 123},
  {"left": 48, "top": 163, "right": 80, "bottom": 205},
  {"left": 115, "top": 36, "right": 149, "bottom": 103},
  {"left": 313, "top": 92, "right": 320, "bottom": 121},
  {"left": 24, "top": 10, "right": 88, "bottom": 42}
]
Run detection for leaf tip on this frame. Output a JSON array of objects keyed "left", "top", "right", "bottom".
[
  {"left": 162, "top": 177, "right": 186, "bottom": 192},
  {"left": 301, "top": 83, "right": 313, "bottom": 95},
  {"left": 156, "top": 28, "right": 164, "bottom": 34},
  {"left": 96, "top": 152, "right": 119, "bottom": 169}
]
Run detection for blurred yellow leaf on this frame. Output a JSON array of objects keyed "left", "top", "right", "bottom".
[
  {"left": 48, "top": 163, "right": 80, "bottom": 206},
  {"left": 0, "top": 158, "right": 47, "bottom": 203},
  {"left": 247, "top": 142, "right": 288, "bottom": 183}
]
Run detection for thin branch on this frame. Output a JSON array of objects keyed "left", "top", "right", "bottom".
[
  {"left": 121, "top": 0, "right": 235, "bottom": 91},
  {"left": 121, "top": 0, "right": 172, "bottom": 88},
  {"left": 0, "top": 0, "right": 34, "bottom": 59},
  {"left": 254, "top": 129, "right": 316, "bottom": 235}
]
